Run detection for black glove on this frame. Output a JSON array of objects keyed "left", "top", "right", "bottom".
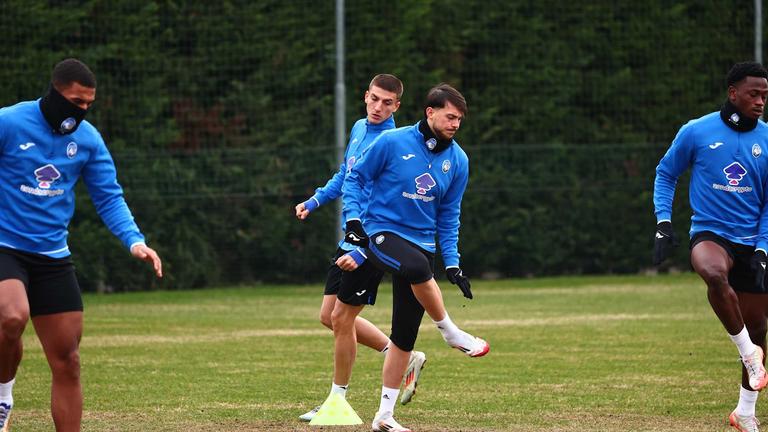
[
  {"left": 344, "top": 219, "right": 369, "bottom": 247},
  {"left": 652, "top": 221, "right": 678, "bottom": 265},
  {"left": 751, "top": 249, "right": 768, "bottom": 292},
  {"left": 446, "top": 267, "right": 473, "bottom": 299}
]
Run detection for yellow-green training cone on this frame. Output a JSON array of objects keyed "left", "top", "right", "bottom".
[{"left": 309, "top": 392, "right": 362, "bottom": 426}]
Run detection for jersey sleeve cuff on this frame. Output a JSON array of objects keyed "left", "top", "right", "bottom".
[
  {"left": 348, "top": 248, "right": 367, "bottom": 265},
  {"left": 303, "top": 196, "right": 320, "bottom": 212},
  {"left": 443, "top": 258, "right": 459, "bottom": 268},
  {"left": 124, "top": 233, "right": 146, "bottom": 251}
]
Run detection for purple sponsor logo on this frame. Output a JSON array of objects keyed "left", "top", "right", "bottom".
[
  {"left": 723, "top": 162, "right": 747, "bottom": 186},
  {"left": 34, "top": 164, "right": 61, "bottom": 189},
  {"left": 415, "top": 173, "right": 436, "bottom": 195}
]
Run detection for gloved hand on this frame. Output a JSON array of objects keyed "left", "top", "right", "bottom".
[
  {"left": 652, "top": 221, "right": 678, "bottom": 265},
  {"left": 751, "top": 249, "right": 768, "bottom": 292},
  {"left": 344, "top": 219, "right": 369, "bottom": 247},
  {"left": 446, "top": 267, "right": 473, "bottom": 299}
]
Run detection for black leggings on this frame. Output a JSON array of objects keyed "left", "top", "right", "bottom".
[{"left": 366, "top": 232, "right": 435, "bottom": 351}]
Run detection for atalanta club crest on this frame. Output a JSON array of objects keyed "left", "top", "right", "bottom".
[
  {"left": 66, "top": 142, "right": 78, "bottom": 159},
  {"left": 442, "top": 160, "right": 451, "bottom": 173},
  {"left": 753, "top": 143, "right": 762, "bottom": 158},
  {"left": 60, "top": 117, "right": 76, "bottom": 134}
]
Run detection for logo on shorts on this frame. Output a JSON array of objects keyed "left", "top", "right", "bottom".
[
  {"left": 415, "top": 173, "right": 436, "bottom": 195},
  {"left": 442, "top": 160, "right": 451, "bottom": 173},
  {"left": 753, "top": 143, "right": 762, "bottom": 158},
  {"left": 35, "top": 164, "right": 61, "bottom": 189},
  {"left": 375, "top": 235, "right": 385, "bottom": 245},
  {"left": 723, "top": 162, "right": 747, "bottom": 186},
  {"left": 66, "top": 142, "right": 78, "bottom": 159}
]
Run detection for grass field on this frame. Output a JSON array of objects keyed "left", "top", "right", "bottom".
[{"left": 9, "top": 273, "right": 755, "bottom": 431}]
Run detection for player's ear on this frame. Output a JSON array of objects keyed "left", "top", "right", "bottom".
[
  {"left": 392, "top": 100, "right": 401, "bottom": 113},
  {"left": 425, "top": 106, "right": 434, "bottom": 119},
  {"left": 364, "top": 90, "right": 370, "bottom": 103},
  {"left": 728, "top": 85, "right": 738, "bottom": 102}
]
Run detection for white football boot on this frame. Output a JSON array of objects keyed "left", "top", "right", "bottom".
[
  {"left": 298, "top": 405, "right": 320, "bottom": 422},
  {"left": 730, "top": 410, "right": 761, "bottom": 432},
  {"left": 0, "top": 402, "right": 11, "bottom": 432},
  {"left": 372, "top": 411, "right": 412, "bottom": 432},
  {"left": 446, "top": 330, "right": 490, "bottom": 357},
  {"left": 400, "top": 351, "right": 426, "bottom": 405}
]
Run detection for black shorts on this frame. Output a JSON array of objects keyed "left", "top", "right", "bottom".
[
  {"left": 366, "top": 232, "right": 435, "bottom": 284},
  {"left": 326, "top": 248, "right": 384, "bottom": 306},
  {"left": 0, "top": 247, "right": 83, "bottom": 316},
  {"left": 366, "top": 232, "right": 435, "bottom": 351},
  {"left": 690, "top": 231, "right": 764, "bottom": 293}
]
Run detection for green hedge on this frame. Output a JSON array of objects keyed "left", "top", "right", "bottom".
[{"left": 0, "top": 0, "right": 754, "bottom": 289}]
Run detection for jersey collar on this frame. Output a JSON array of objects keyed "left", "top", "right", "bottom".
[{"left": 720, "top": 100, "right": 758, "bottom": 132}]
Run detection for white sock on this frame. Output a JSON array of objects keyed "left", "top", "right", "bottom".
[
  {"left": 434, "top": 315, "right": 461, "bottom": 342},
  {"left": 377, "top": 386, "right": 399, "bottom": 416},
  {"left": 331, "top": 382, "right": 348, "bottom": 398},
  {"left": 736, "top": 385, "right": 759, "bottom": 417},
  {"left": 0, "top": 378, "right": 14, "bottom": 405},
  {"left": 380, "top": 341, "right": 391, "bottom": 355},
  {"left": 729, "top": 326, "right": 757, "bottom": 358}
]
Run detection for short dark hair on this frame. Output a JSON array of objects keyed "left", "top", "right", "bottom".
[
  {"left": 52, "top": 58, "right": 96, "bottom": 89},
  {"left": 369, "top": 74, "right": 403, "bottom": 100},
  {"left": 425, "top": 83, "right": 468, "bottom": 115},
  {"left": 726, "top": 61, "right": 768, "bottom": 87}
]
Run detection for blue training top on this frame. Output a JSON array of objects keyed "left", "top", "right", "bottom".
[
  {"left": 654, "top": 111, "right": 768, "bottom": 250},
  {"left": 0, "top": 100, "right": 145, "bottom": 258},
  {"left": 308, "top": 115, "right": 395, "bottom": 251},
  {"left": 343, "top": 121, "right": 469, "bottom": 267}
]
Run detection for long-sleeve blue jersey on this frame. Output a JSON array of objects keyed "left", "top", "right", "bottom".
[
  {"left": 0, "top": 100, "right": 145, "bottom": 258},
  {"left": 654, "top": 111, "right": 768, "bottom": 250},
  {"left": 343, "top": 121, "right": 469, "bottom": 267},
  {"left": 309, "top": 115, "right": 395, "bottom": 251}
]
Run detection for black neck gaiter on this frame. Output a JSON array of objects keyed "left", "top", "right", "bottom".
[
  {"left": 39, "top": 85, "right": 88, "bottom": 135},
  {"left": 418, "top": 118, "right": 453, "bottom": 153},
  {"left": 720, "top": 100, "right": 758, "bottom": 132}
]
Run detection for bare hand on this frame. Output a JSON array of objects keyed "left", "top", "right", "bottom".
[
  {"left": 295, "top": 202, "right": 310, "bottom": 220},
  {"left": 335, "top": 253, "right": 359, "bottom": 271},
  {"left": 131, "top": 244, "right": 163, "bottom": 278}
]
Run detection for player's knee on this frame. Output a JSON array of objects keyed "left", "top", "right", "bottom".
[
  {"left": 0, "top": 311, "right": 30, "bottom": 340},
  {"left": 319, "top": 309, "right": 333, "bottom": 330},
  {"left": 400, "top": 256, "right": 432, "bottom": 285},
  {"left": 389, "top": 332, "right": 417, "bottom": 352},
  {"left": 390, "top": 320, "right": 420, "bottom": 352},
  {"left": 50, "top": 349, "right": 80, "bottom": 381},
  {"left": 330, "top": 305, "right": 356, "bottom": 333},
  {"left": 697, "top": 265, "right": 729, "bottom": 290}
]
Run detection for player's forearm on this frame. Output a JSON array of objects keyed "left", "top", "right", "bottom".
[{"left": 653, "top": 171, "right": 679, "bottom": 221}]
